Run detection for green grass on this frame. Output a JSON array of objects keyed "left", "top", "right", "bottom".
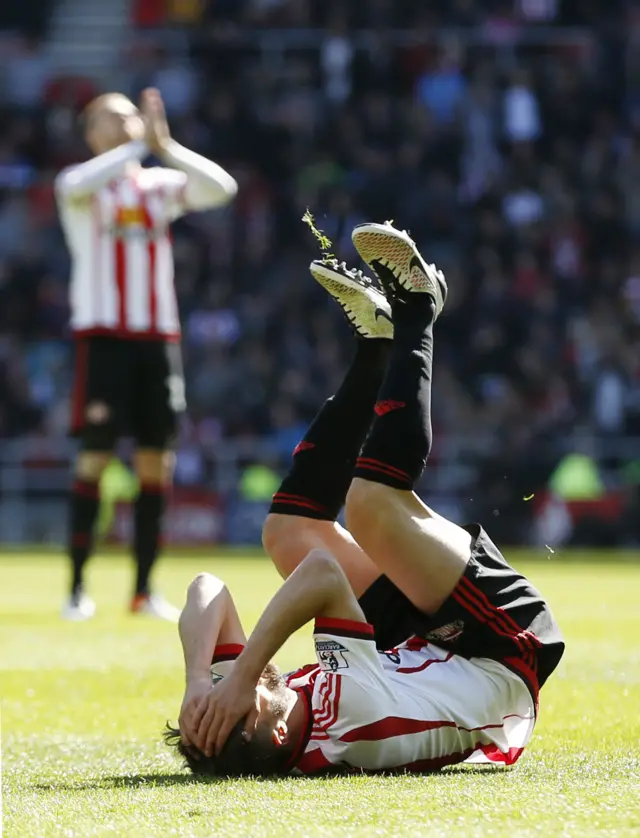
[{"left": 2, "top": 551, "right": 640, "bottom": 837}]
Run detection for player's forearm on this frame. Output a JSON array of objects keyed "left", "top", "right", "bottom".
[
  {"left": 179, "top": 574, "right": 230, "bottom": 685},
  {"left": 234, "top": 551, "right": 351, "bottom": 683},
  {"left": 159, "top": 140, "right": 237, "bottom": 209},
  {"left": 55, "top": 141, "right": 148, "bottom": 202}
]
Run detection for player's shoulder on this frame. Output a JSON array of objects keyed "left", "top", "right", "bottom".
[
  {"left": 54, "top": 164, "right": 81, "bottom": 199},
  {"left": 54, "top": 164, "right": 74, "bottom": 184},
  {"left": 286, "top": 663, "right": 321, "bottom": 690}
]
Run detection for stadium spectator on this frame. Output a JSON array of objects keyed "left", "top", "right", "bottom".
[{"left": 0, "top": 0, "right": 636, "bottom": 544}]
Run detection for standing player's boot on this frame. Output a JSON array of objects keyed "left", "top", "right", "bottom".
[
  {"left": 351, "top": 222, "right": 447, "bottom": 313},
  {"left": 130, "top": 592, "right": 180, "bottom": 622},
  {"left": 61, "top": 590, "right": 96, "bottom": 621},
  {"left": 309, "top": 259, "right": 393, "bottom": 340}
]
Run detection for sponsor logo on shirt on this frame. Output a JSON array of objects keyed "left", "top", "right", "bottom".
[
  {"left": 316, "top": 639, "right": 350, "bottom": 672},
  {"left": 109, "top": 206, "right": 168, "bottom": 239},
  {"left": 115, "top": 207, "right": 147, "bottom": 226}
]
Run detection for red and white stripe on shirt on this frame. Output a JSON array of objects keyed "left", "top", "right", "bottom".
[
  {"left": 286, "top": 618, "right": 536, "bottom": 775},
  {"left": 58, "top": 167, "right": 186, "bottom": 340}
]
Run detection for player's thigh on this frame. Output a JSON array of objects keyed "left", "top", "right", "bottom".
[
  {"left": 346, "top": 479, "right": 471, "bottom": 614},
  {"left": 71, "top": 337, "right": 129, "bottom": 451},
  {"left": 75, "top": 450, "right": 112, "bottom": 481},
  {"left": 133, "top": 448, "right": 175, "bottom": 484},
  {"left": 262, "top": 514, "right": 381, "bottom": 598},
  {"left": 133, "top": 341, "right": 185, "bottom": 450}
]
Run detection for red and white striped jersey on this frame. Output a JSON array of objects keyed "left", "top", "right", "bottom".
[
  {"left": 59, "top": 167, "right": 184, "bottom": 339},
  {"left": 285, "top": 618, "right": 536, "bottom": 774},
  {"left": 56, "top": 140, "right": 237, "bottom": 341}
]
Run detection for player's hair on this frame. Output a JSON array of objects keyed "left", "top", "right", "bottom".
[{"left": 163, "top": 720, "right": 292, "bottom": 778}]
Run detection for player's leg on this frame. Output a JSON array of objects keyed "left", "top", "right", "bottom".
[
  {"left": 263, "top": 260, "right": 392, "bottom": 598},
  {"left": 346, "top": 223, "right": 471, "bottom": 614},
  {"left": 64, "top": 338, "right": 123, "bottom": 620},
  {"left": 131, "top": 447, "right": 176, "bottom": 613},
  {"left": 130, "top": 341, "right": 185, "bottom": 620},
  {"left": 344, "top": 225, "right": 565, "bottom": 690}
]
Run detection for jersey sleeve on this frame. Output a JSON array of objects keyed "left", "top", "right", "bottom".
[
  {"left": 210, "top": 643, "right": 244, "bottom": 683},
  {"left": 312, "top": 618, "right": 393, "bottom": 695},
  {"left": 298, "top": 618, "right": 397, "bottom": 764},
  {"left": 159, "top": 140, "right": 237, "bottom": 214},
  {"left": 55, "top": 141, "right": 147, "bottom": 203},
  {"left": 148, "top": 167, "right": 189, "bottom": 221}
]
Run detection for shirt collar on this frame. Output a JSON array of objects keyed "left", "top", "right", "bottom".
[{"left": 283, "top": 686, "right": 313, "bottom": 771}]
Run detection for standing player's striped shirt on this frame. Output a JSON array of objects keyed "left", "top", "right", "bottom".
[
  {"left": 284, "top": 618, "right": 537, "bottom": 774},
  {"left": 56, "top": 140, "right": 236, "bottom": 341}
]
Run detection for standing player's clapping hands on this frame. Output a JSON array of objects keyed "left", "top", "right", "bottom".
[{"left": 140, "top": 88, "right": 171, "bottom": 155}]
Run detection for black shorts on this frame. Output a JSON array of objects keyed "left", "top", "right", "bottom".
[
  {"left": 358, "top": 524, "right": 564, "bottom": 703},
  {"left": 70, "top": 336, "right": 185, "bottom": 450}
]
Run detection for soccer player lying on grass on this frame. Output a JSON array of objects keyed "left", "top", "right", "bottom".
[{"left": 166, "top": 222, "right": 565, "bottom": 776}]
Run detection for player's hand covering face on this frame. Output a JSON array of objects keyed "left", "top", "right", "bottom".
[
  {"left": 178, "top": 676, "right": 214, "bottom": 753},
  {"left": 191, "top": 668, "right": 261, "bottom": 757},
  {"left": 190, "top": 663, "right": 292, "bottom": 758}
]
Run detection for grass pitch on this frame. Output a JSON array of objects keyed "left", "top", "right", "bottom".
[{"left": 1, "top": 550, "right": 640, "bottom": 837}]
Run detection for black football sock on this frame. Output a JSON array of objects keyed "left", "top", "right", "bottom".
[
  {"left": 270, "top": 338, "right": 391, "bottom": 520},
  {"left": 134, "top": 484, "right": 166, "bottom": 596},
  {"left": 354, "top": 296, "right": 435, "bottom": 490},
  {"left": 69, "top": 479, "right": 100, "bottom": 596}
]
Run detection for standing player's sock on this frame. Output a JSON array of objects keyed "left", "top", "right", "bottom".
[
  {"left": 271, "top": 338, "right": 391, "bottom": 521},
  {"left": 133, "top": 483, "right": 166, "bottom": 596},
  {"left": 354, "top": 297, "right": 435, "bottom": 490},
  {"left": 69, "top": 479, "right": 100, "bottom": 595}
]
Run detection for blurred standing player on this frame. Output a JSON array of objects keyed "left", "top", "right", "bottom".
[{"left": 55, "top": 88, "right": 237, "bottom": 621}]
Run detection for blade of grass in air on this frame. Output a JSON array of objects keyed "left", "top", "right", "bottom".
[{"left": 302, "top": 209, "right": 335, "bottom": 259}]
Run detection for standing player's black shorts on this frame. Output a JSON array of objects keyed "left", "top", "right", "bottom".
[
  {"left": 358, "top": 524, "right": 564, "bottom": 706},
  {"left": 70, "top": 336, "right": 185, "bottom": 450}
]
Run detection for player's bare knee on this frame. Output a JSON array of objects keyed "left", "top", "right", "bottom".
[{"left": 76, "top": 451, "right": 111, "bottom": 482}]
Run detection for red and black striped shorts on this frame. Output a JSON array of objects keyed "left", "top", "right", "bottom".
[{"left": 357, "top": 523, "right": 565, "bottom": 706}]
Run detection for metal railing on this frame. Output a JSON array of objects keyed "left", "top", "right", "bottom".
[{"left": 0, "top": 433, "right": 637, "bottom": 544}]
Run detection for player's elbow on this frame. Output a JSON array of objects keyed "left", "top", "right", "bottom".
[
  {"left": 222, "top": 175, "right": 238, "bottom": 201},
  {"left": 191, "top": 175, "right": 237, "bottom": 210},
  {"left": 212, "top": 176, "right": 238, "bottom": 206},
  {"left": 186, "top": 572, "right": 227, "bottom": 600}
]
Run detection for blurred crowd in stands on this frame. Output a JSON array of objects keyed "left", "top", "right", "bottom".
[{"left": 1, "top": 0, "right": 639, "bottom": 539}]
